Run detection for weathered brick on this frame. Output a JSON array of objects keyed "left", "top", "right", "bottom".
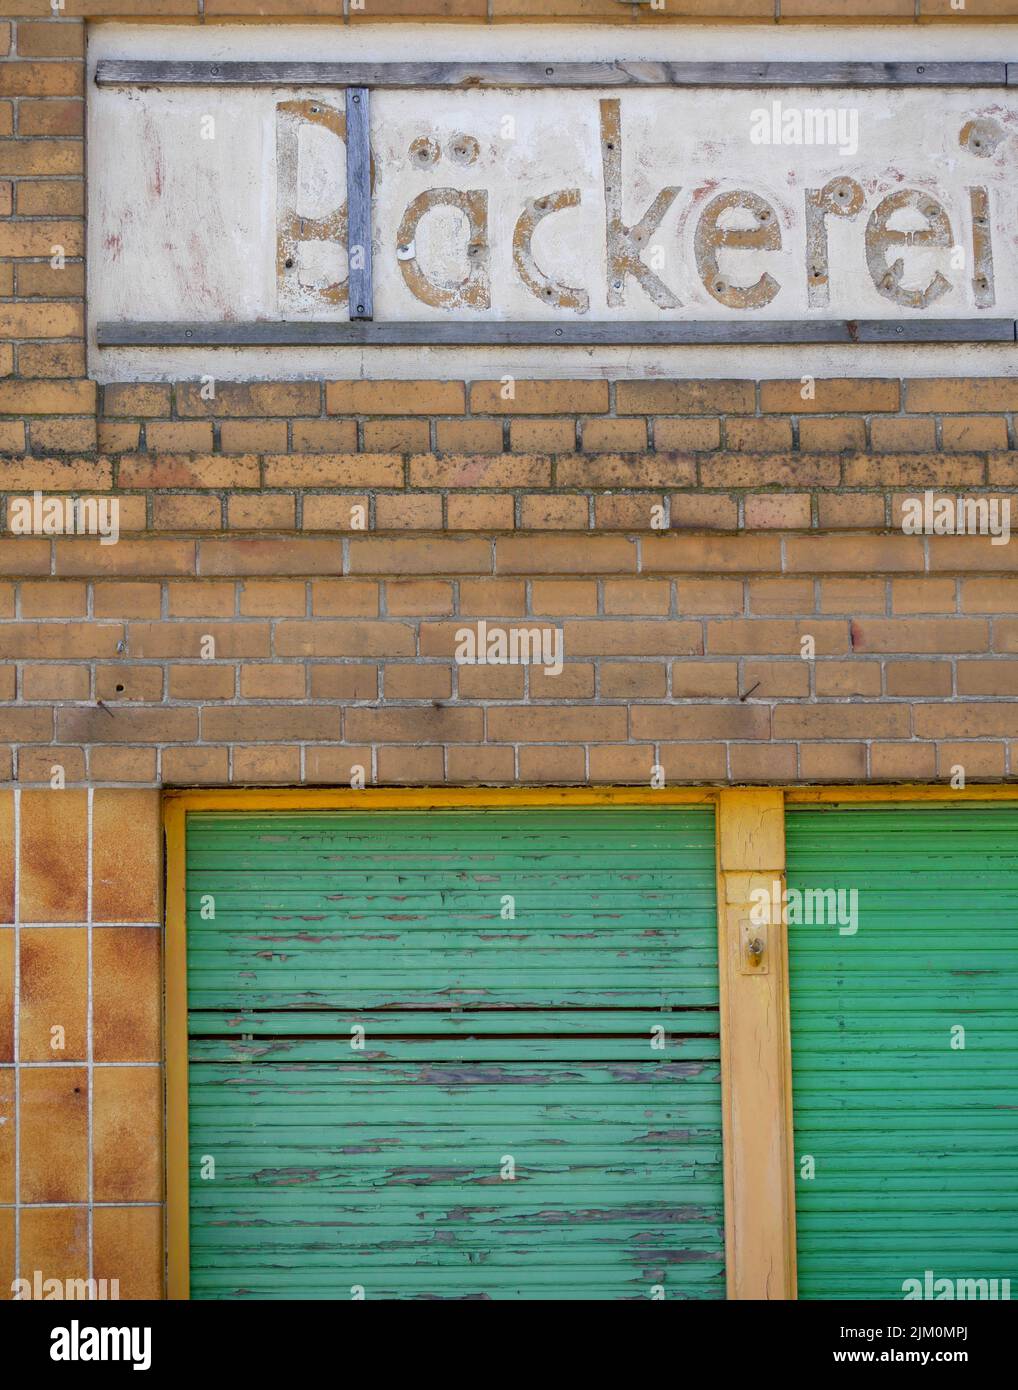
[
  {"left": 642, "top": 536, "right": 781, "bottom": 573},
  {"left": 519, "top": 496, "right": 587, "bottom": 529},
  {"left": 326, "top": 380, "right": 464, "bottom": 416},
  {"left": 446, "top": 494, "right": 515, "bottom": 530},
  {"left": 145, "top": 422, "right": 214, "bottom": 454},
  {"left": 496, "top": 536, "right": 636, "bottom": 574},
  {"left": 602, "top": 579, "right": 670, "bottom": 615},
  {"left": 410, "top": 454, "right": 549, "bottom": 489},
  {"left": 851, "top": 618, "right": 987, "bottom": 654},
  {"left": 274, "top": 621, "right": 415, "bottom": 658},
  {"left": 772, "top": 705, "right": 910, "bottom": 738},
  {"left": 363, "top": 418, "right": 429, "bottom": 453},
  {"left": 558, "top": 454, "right": 695, "bottom": 488},
  {"left": 220, "top": 420, "right": 288, "bottom": 454},
  {"left": 797, "top": 417, "right": 867, "bottom": 453},
  {"left": 292, "top": 419, "right": 358, "bottom": 453},
  {"left": 784, "top": 536, "right": 923, "bottom": 574},
  {"left": 884, "top": 660, "right": 952, "bottom": 697},
  {"left": 941, "top": 416, "right": 1010, "bottom": 452},
  {"left": 200, "top": 538, "right": 342, "bottom": 576},
  {"left": 669, "top": 494, "right": 739, "bottom": 531},
  {"left": 436, "top": 419, "right": 503, "bottom": 454},
  {"left": 871, "top": 741, "right": 937, "bottom": 779},
  {"left": 161, "top": 747, "right": 230, "bottom": 786},
  {"left": 761, "top": 379, "right": 900, "bottom": 414},
  {"left": 914, "top": 704, "right": 1018, "bottom": 738},
  {"left": 699, "top": 455, "right": 838, "bottom": 488},
  {"left": 653, "top": 418, "right": 721, "bottom": 452},
  {"left": 200, "top": 708, "right": 339, "bottom": 742},
  {"left": 870, "top": 418, "right": 937, "bottom": 452},
  {"left": 55, "top": 539, "right": 195, "bottom": 577},
  {"left": 345, "top": 707, "right": 483, "bottom": 743},
  {"left": 232, "top": 745, "right": 302, "bottom": 785},
  {"left": 582, "top": 418, "right": 648, "bottom": 451},
  {"left": 470, "top": 380, "right": 608, "bottom": 415},
  {"left": 632, "top": 705, "right": 770, "bottom": 741},
  {"left": 726, "top": 418, "right": 793, "bottom": 453},
  {"left": 129, "top": 621, "right": 270, "bottom": 659},
  {"left": 708, "top": 618, "right": 846, "bottom": 655},
  {"left": 117, "top": 455, "right": 257, "bottom": 490},
  {"left": 743, "top": 494, "right": 811, "bottom": 529},
  {"left": 301, "top": 495, "right": 371, "bottom": 531},
  {"left": 510, "top": 418, "right": 576, "bottom": 452},
  {"left": 167, "top": 581, "right": 235, "bottom": 618},
  {"left": 264, "top": 453, "right": 402, "bottom": 488},
  {"left": 817, "top": 494, "right": 886, "bottom": 530},
  {"left": 616, "top": 380, "right": 754, "bottom": 415},
  {"left": 487, "top": 707, "right": 626, "bottom": 743},
  {"left": 177, "top": 382, "right": 320, "bottom": 417},
  {"left": 229, "top": 494, "right": 296, "bottom": 530},
  {"left": 890, "top": 578, "right": 956, "bottom": 614},
  {"left": 906, "top": 378, "right": 1018, "bottom": 413},
  {"left": 349, "top": 538, "right": 490, "bottom": 575}
]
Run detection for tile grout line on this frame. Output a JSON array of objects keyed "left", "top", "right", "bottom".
[
  {"left": 13, "top": 788, "right": 20, "bottom": 1288},
  {"left": 87, "top": 786, "right": 94, "bottom": 1286}
]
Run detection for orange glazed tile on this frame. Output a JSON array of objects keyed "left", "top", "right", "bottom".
[
  {"left": 0, "top": 792, "right": 12, "bottom": 922},
  {"left": 0, "top": 929, "right": 12, "bottom": 1062},
  {"left": 0, "top": 1208, "right": 13, "bottom": 1302},
  {"left": 93, "top": 927, "right": 162, "bottom": 1063},
  {"left": 92, "top": 790, "right": 161, "bottom": 923},
  {"left": 19, "top": 1207, "right": 88, "bottom": 1289},
  {"left": 94, "top": 1206, "right": 164, "bottom": 1300},
  {"left": 93, "top": 1066, "right": 163, "bottom": 1203},
  {"left": 0, "top": 1067, "right": 12, "bottom": 1203},
  {"left": 19, "top": 1067, "right": 88, "bottom": 1204},
  {"left": 18, "top": 927, "right": 87, "bottom": 1062},
  {"left": 19, "top": 790, "right": 87, "bottom": 923}
]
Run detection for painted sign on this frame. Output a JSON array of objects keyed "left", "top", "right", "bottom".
[{"left": 90, "top": 77, "right": 1018, "bottom": 334}]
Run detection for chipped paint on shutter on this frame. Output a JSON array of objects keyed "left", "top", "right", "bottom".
[
  {"left": 787, "top": 805, "right": 1018, "bottom": 1301},
  {"left": 185, "top": 807, "right": 724, "bottom": 1300}
]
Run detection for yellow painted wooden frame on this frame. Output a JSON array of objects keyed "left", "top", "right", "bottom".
[{"left": 162, "top": 781, "right": 1018, "bottom": 1301}]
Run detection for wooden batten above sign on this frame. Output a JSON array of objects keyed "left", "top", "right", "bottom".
[
  {"left": 95, "top": 61, "right": 1010, "bottom": 89},
  {"left": 90, "top": 60, "right": 1018, "bottom": 353}
]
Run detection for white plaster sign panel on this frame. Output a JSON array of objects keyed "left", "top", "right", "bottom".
[{"left": 90, "top": 83, "right": 1018, "bottom": 325}]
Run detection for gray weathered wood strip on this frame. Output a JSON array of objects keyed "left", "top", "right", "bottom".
[
  {"left": 94, "top": 59, "right": 1008, "bottom": 89},
  {"left": 96, "top": 319, "right": 1017, "bottom": 347},
  {"left": 345, "top": 87, "right": 373, "bottom": 322}
]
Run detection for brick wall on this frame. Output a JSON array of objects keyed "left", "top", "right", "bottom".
[
  {"left": 0, "top": 787, "right": 163, "bottom": 1300},
  {"left": 3, "top": 373, "right": 1018, "bottom": 789}
]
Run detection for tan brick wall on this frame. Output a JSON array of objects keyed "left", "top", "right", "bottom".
[
  {"left": 3, "top": 381, "right": 1018, "bottom": 788},
  {"left": 0, "top": 787, "right": 164, "bottom": 1300}
]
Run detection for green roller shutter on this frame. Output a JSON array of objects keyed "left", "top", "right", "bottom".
[
  {"left": 788, "top": 804, "right": 1018, "bottom": 1300},
  {"left": 185, "top": 807, "right": 724, "bottom": 1300}
]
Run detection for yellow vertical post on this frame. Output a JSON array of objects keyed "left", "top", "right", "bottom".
[
  {"left": 164, "top": 799, "right": 190, "bottom": 1300},
  {"left": 716, "top": 788, "right": 796, "bottom": 1299}
]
